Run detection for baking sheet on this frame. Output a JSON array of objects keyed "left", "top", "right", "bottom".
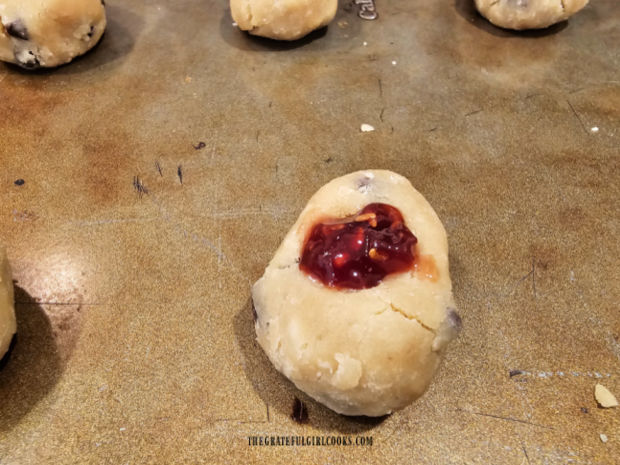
[{"left": 1, "top": 0, "right": 619, "bottom": 463}]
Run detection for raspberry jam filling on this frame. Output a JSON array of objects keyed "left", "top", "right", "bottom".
[{"left": 299, "top": 203, "right": 418, "bottom": 289}]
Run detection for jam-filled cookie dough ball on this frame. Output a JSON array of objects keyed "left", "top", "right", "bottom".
[
  {"left": 252, "top": 170, "right": 461, "bottom": 416},
  {"left": 474, "top": 0, "right": 589, "bottom": 30},
  {"left": 0, "top": 248, "right": 16, "bottom": 361},
  {"left": 230, "top": 0, "right": 337, "bottom": 41},
  {"left": 0, "top": 0, "right": 106, "bottom": 69}
]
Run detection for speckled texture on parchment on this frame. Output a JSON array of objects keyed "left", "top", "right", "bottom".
[{"left": 0, "top": 1, "right": 619, "bottom": 464}]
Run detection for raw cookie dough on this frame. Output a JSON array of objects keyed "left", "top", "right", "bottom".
[
  {"left": 252, "top": 170, "right": 461, "bottom": 416},
  {"left": 474, "top": 0, "right": 589, "bottom": 30},
  {"left": 230, "top": 0, "right": 337, "bottom": 41},
  {"left": 0, "top": 0, "right": 106, "bottom": 69},
  {"left": 0, "top": 248, "right": 16, "bottom": 360}
]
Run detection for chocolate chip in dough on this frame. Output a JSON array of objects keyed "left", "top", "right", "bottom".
[
  {"left": 446, "top": 308, "right": 463, "bottom": 332},
  {"left": 6, "top": 20, "right": 29, "bottom": 40}
]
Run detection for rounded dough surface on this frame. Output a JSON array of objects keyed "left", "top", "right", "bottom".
[
  {"left": 474, "top": 0, "right": 589, "bottom": 30},
  {"left": 0, "top": 248, "right": 16, "bottom": 360},
  {"left": 0, "top": 0, "right": 106, "bottom": 68},
  {"left": 252, "top": 170, "right": 460, "bottom": 416},
  {"left": 230, "top": 0, "right": 337, "bottom": 41}
]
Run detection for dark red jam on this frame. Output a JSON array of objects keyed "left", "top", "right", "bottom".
[{"left": 299, "top": 203, "right": 418, "bottom": 289}]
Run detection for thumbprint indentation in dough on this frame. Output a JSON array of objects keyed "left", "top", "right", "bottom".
[{"left": 299, "top": 203, "right": 418, "bottom": 290}]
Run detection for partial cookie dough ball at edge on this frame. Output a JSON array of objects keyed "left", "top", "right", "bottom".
[
  {"left": 474, "top": 0, "right": 590, "bottom": 30},
  {"left": 231, "top": 0, "right": 338, "bottom": 41},
  {"left": 0, "top": 0, "right": 107, "bottom": 68},
  {"left": 0, "top": 248, "right": 16, "bottom": 360},
  {"left": 252, "top": 170, "right": 461, "bottom": 416}
]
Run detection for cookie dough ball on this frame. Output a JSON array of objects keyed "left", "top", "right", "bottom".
[
  {"left": 0, "top": 0, "right": 106, "bottom": 69},
  {"left": 474, "top": 0, "right": 589, "bottom": 30},
  {"left": 252, "top": 170, "right": 461, "bottom": 416},
  {"left": 0, "top": 248, "right": 16, "bottom": 360},
  {"left": 230, "top": 0, "right": 337, "bottom": 41}
]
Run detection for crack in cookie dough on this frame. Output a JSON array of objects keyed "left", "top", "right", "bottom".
[{"left": 380, "top": 303, "right": 437, "bottom": 334}]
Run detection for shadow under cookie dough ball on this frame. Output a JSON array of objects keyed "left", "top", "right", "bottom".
[
  {"left": 474, "top": 0, "right": 589, "bottom": 30},
  {"left": 0, "top": 0, "right": 106, "bottom": 69},
  {"left": 230, "top": 0, "right": 337, "bottom": 41}
]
